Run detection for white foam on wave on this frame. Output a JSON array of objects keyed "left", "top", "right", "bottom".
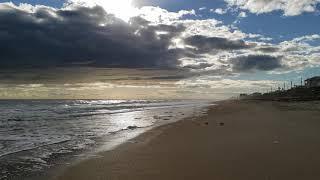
[{"left": 0, "top": 137, "right": 71, "bottom": 158}]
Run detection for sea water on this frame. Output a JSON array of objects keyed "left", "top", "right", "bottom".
[{"left": 0, "top": 100, "right": 211, "bottom": 179}]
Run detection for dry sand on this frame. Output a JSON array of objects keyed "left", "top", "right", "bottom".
[{"left": 52, "top": 100, "right": 320, "bottom": 180}]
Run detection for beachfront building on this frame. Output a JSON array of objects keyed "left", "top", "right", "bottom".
[
  {"left": 239, "top": 94, "right": 248, "bottom": 97},
  {"left": 305, "top": 76, "right": 320, "bottom": 88},
  {"left": 251, "top": 92, "right": 262, "bottom": 96}
]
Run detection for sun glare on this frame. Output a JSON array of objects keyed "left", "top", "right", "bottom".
[{"left": 91, "top": 0, "right": 138, "bottom": 21}]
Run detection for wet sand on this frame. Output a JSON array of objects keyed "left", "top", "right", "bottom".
[{"left": 52, "top": 100, "right": 320, "bottom": 180}]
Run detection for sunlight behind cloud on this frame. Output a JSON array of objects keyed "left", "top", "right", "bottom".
[{"left": 68, "top": 0, "right": 138, "bottom": 21}]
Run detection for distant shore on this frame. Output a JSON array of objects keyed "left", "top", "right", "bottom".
[{"left": 50, "top": 100, "right": 320, "bottom": 180}]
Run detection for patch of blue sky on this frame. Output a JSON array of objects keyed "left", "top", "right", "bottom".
[{"left": 1, "top": 0, "right": 64, "bottom": 8}]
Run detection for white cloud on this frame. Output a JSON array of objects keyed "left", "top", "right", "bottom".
[
  {"left": 199, "top": 7, "right": 207, "bottom": 11},
  {"left": 238, "top": 11, "right": 247, "bottom": 18},
  {"left": 66, "top": 0, "right": 139, "bottom": 21},
  {"left": 138, "top": 6, "right": 196, "bottom": 24},
  {"left": 178, "top": 19, "right": 247, "bottom": 40},
  {"left": 225, "top": 0, "right": 320, "bottom": 16},
  {"left": 211, "top": 8, "right": 228, "bottom": 14},
  {"left": 66, "top": 0, "right": 198, "bottom": 23},
  {"left": 292, "top": 34, "right": 320, "bottom": 42},
  {"left": 0, "top": 2, "right": 56, "bottom": 13},
  {"left": 276, "top": 34, "right": 320, "bottom": 70}
]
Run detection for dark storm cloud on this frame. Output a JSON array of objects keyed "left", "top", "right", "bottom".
[
  {"left": 183, "top": 63, "right": 213, "bottom": 69},
  {"left": 184, "top": 35, "right": 252, "bottom": 53},
  {"left": 231, "top": 55, "right": 282, "bottom": 72},
  {"left": 0, "top": 4, "right": 185, "bottom": 68},
  {"left": 150, "top": 75, "right": 187, "bottom": 80},
  {"left": 257, "top": 46, "right": 279, "bottom": 53}
]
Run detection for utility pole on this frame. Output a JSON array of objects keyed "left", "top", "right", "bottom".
[{"left": 291, "top": 81, "right": 293, "bottom": 89}]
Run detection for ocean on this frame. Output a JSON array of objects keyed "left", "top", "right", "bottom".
[{"left": 0, "top": 100, "right": 211, "bottom": 179}]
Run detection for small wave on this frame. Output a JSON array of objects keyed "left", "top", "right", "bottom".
[
  {"left": 7, "top": 118, "right": 23, "bottom": 122},
  {"left": 73, "top": 100, "right": 156, "bottom": 106},
  {"left": 109, "top": 124, "right": 153, "bottom": 135},
  {"left": 0, "top": 139, "right": 71, "bottom": 158},
  {"left": 68, "top": 108, "right": 145, "bottom": 118}
]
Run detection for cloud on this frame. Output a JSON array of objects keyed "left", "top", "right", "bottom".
[
  {"left": 257, "top": 46, "right": 279, "bottom": 53},
  {"left": 238, "top": 11, "right": 247, "bottom": 18},
  {"left": 0, "top": 2, "right": 318, "bottom": 76},
  {"left": 0, "top": 3, "right": 187, "bottom": 69},
  {"left": 231, "top": 55, "right": 283, "bottom": 72},
  {"left": 138, "top": 6, "right": 196, "bottom": 24},
  {"left": 178, "top": 77, "right": 280, "bottom": 89},
  {"left": 225, "top": 0, "right": 320, "bottom": 16},
  {"left": 211, "top": 8, "right": 227, "bottom": 14},
  {"left": 177, "top": 19, "right": 247, "bottom": 40},
  {"left": 184, "top": 35, "right": 252, "bottom": 53},
  {"left": 291, "top": 34, "right": 320, "bottom": 42},
  {"left": 66, "top": 0, "right": 139, "bottom": 21},
  {"left": 182, "top": 63, "right": 213, "bottom": 70}
]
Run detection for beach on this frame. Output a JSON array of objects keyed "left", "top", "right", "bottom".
[
  {"left": 48, "top": 100, "right": 320, "bottom": 180},
  {"left": 0, "top": 100, "right": 210, "bottom": 179}
]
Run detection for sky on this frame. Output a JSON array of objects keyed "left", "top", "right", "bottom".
[{"left": 0, "top": 0, "right": 319, "bottom": 99}]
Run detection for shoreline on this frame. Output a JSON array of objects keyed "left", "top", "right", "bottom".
[
  {"left": 52, "top": 100, "right": 320, "bottom": 180},
  {"left": 21, "top": 100, "right": 212, "bottom": 180}
]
